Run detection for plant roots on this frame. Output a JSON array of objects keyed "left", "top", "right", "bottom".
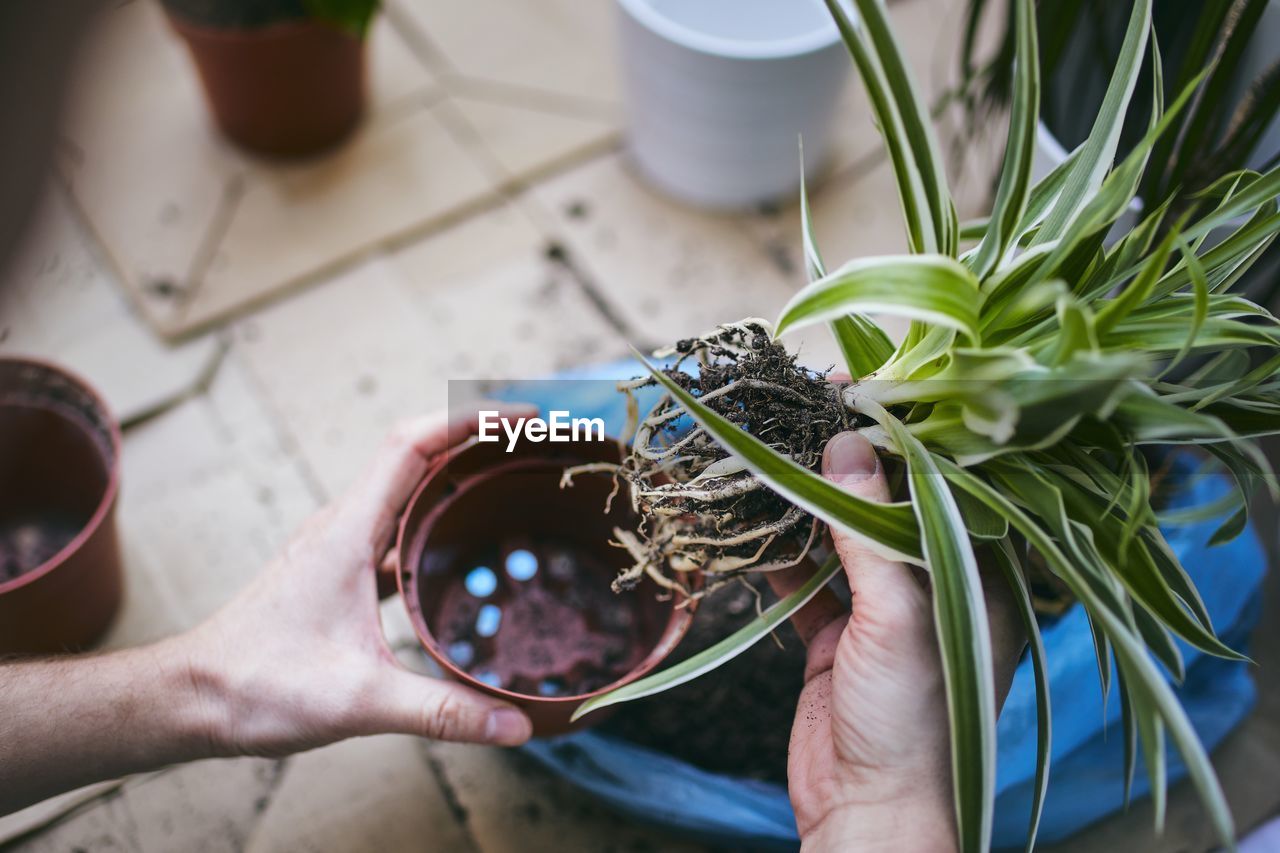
[{"left": 563, "top": 320, "right": 853, "bottom": 601}]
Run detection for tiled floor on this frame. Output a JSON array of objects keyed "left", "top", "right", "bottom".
[{"left": 2, "top": 0, "right": 1278, "bottom": 850}]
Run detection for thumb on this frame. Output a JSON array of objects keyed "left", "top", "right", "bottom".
[
  {"left": 822, "top": 432, "right": 929, "bottom": 626},
  {"left": 373, "top": 668, "right": 533, "bottom": 746}
]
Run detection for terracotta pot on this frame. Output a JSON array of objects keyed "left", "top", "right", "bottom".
[
  {"left": 396, "top": 437, "right": 695, "bottom": 736},
  {"left": 166, "top": 12, "right": 366, "bottom": 158},
  {"left": 0, "top": 358, "right": 123, "bottom": 654}
]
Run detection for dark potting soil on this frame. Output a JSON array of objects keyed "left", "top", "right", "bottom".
[
  {"left": 601, "top": 579, "right": 806, "bottom": 785},
  {"left": 161, "top": 0, "right": 309, "bottom": 29},
  {"left": 0, "top": 513, "right": 83, "bottom": 583},
  {"left": 428, "top": 539, "right": 655, "bottom": 698}
]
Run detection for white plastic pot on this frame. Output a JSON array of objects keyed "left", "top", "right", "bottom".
[{"left": 615, "top": 0, "right": 851, "bottom": 210}]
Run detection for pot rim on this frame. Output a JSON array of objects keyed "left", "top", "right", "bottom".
[
  {"left": 0, "top": 357, "right": 122, "bottom": 596},
  {"left": 616, "top": 0, "right": 845, "bottom": 61},
  {"left": 164, "top": 9, "right": 363, "bottom": 42},
  {"left": 396, "top": 439, "right": 697, "bottom": 709}
]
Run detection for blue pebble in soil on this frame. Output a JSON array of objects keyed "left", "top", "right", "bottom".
[
  {"left": 474, "top": 670, "right": 502, "bottom": 688},
  {"left": 505, "top": 549, "right": 539, "bottom": 582},
  {"left": 537, "top": 678, "right": 564, "bottom": 697},
  {"left": 447, "top": 641, "right": 475, "bottom": 668},
  {"left": 465, "top": 566, "right": 498, "bottom": 598},
  {"left": 475, "top": 604, "right": 502, "bottom": 638}
]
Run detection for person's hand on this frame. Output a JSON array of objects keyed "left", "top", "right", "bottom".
[
  {"left": 176, "top": 404, "right": 538, "bottom": 758},
  {"left": 772, "top": 432, "right": 1026, "bottom": 852}
]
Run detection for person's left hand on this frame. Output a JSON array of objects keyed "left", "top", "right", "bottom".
[{"left": 177, "top": 404, "right": 538, "bottom": 758}]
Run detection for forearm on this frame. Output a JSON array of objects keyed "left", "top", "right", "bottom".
[{"left": 0, "top": 635, "right": 218, "bottom": 815}]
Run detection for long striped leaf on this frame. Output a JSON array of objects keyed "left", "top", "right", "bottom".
[
  {"left": 991, "top": 538, "right": 1051, "bottom": 853},
  {"left": 865, "top": 400, "right": 995, "bottom": 853},
  {"left": 937, "top": 459, "right": 1237, "bottom": 849},
  {"left": 571, "top": 553, "right": 843, "bottom": 721},
  {"left": 822, "top": 0, "right": 953, "bottom": 254},
  {"left": 776, "top": 255, "right": 982, "bottom": 342},
  {"left": 1031, "top": 0, "right": 1151, "bottom": 246},
  {"left": 845, "top": 0, "right": 958, "bottom": 255},
  {"left": 969, "top": 0, "right": 1038, "bottom": 277}
]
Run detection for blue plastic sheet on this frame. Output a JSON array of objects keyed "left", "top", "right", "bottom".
[{"left": 500, "top": 360, "right": 1267, "bottom": 850}]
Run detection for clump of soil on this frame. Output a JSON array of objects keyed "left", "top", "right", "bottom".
[
  {"left": 565, "top": 319, "right": 851, "bottom": 601},
  {"left": 0, "top": 514, "right": 83, "bottom": 583},
  {"left": 601, "top": 577, "right": 805, "bottom": 783},
  {"left": 428, "top": 538, "right": 655, "bottom": 697}
]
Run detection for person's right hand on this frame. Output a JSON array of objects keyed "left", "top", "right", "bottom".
[{"left": 776, "top": 432, "right": 1026, "bottom": 852}]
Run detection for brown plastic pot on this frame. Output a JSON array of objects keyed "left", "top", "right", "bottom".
[
  {"left": 0, "top": 358, "right": 123, "bottom": 654},
  {"left": 166, "top": 12, "right": 366, "bottom": 158},
  {"left": 396, "top": 436, "right": 695, "bottom": 736}
]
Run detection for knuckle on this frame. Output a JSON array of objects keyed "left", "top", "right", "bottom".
[{"left": 421, "top": 690, "right": 469, "bottom": 741}]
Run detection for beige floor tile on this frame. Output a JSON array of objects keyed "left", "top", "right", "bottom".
[
  {"left": 0, "top": 187, "right": 222, "bottom": 424},
  {"left": 390, "top": 202, "right": 629, "bottom": 379},
  {"left": 3, "top": 791, "right": 141, "bottom": 853},
  {"left": 176, "top": 106, "right": 500, "bottom": 334},
  {"left": 446, "top": 95, "right": 619, "bottom": 185},
  {"left": 369, "top": 14, "right": 442, "bottom": 113},
  {"left": 121, "top": 758, "right": 282, "bottom": 853},
  {"left": 424, "top": 741, "right": 709, "bottom": 853},
  {"left": 60, "top": 0, "right": 238, "bottom": 331},
  {"left": 245, "top": 735, "right": 474, "bottom": 853},
  {"left": 62, "top": 0, "right": 461, "bottom": 339},
  {"left": 525, "top": 153, "right": 802, "bottom": 349},
  {"left": 108, "top": 350, "right": 318, "bottom": 639},
  {"left": 389, "top": 0, "right": 619, "bottom": 106},
  {"left": 232, "top": 255, "right": 451, "bottom": 499},
  {"left": 0, "top": 782, "right": 123, "bottom": 847},
  {"left": 238, "top": 205, "right": 627, "bottom": 499}
]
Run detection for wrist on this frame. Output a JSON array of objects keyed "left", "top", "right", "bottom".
[
  {"left": 803, "top": 801, "right": 957, "bottom": 853},
  {"left": 155, "top": 630, "right": 233, "bottom": 760}
]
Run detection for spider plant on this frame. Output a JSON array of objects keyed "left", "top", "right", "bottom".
[
  {"left": 572, "top": 0, "right": 1280, "bottom": 850},
  {"left": 956, "top": 0, "right": 1280, "bottom": 224}
]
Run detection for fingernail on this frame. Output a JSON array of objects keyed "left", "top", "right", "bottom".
[
  {"left": 485, "top": 707, "right": 531, "bottom": 746},
  {"left": 824, "top": 432, "right": 878, "bottom": 484}
]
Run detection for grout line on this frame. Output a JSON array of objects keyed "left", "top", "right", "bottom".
[
  {"left": 229, "top": 343, "right": 330, "bottom": 506},
  {"left": 419, "top": 744, "right": 480, "bottom": 850},
  {"left": 51, "top": 165, "right": 181, "bottom": 338},
  {"left": 381, "top": 0, "right": 461, "bottom": 80},
  {"left": 445, "top": 74, "right": 620, "bottom": 122},
  {"left": 116, "top": 333, "right": 232, "bottom": 432},
  {"left": 171, "top": 171, "right": 247, "bottom": 327},
  {"left": 381, "top": 0, "right": 618, "bottom": 122}
]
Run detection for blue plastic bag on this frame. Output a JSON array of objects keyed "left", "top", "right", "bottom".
[{"left": 501, "top": 361, "right": 1267, "bottom": 850}]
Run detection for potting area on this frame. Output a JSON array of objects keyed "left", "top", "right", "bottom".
[{"left": 3, "top": 0, "right": 1280, "bottom": 850}]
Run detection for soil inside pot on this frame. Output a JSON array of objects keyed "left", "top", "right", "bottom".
[
  {"left": 0, "top": 513, "right": 85, "bottom": 584},
  {"left": 426, "top": 537, "right": 657, "bottom": 698},
  {"left": 0, "top": 402, "right": 107, "bottom": 584},
  {"left": 601, "top": 578, "right": 807, "bottom": 784}
]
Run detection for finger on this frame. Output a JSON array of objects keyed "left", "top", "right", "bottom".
[
  {"left": 983, "top": 566, "right": 1027, "bottom": 711},
  {"left": 373, "top": 667, "right": 533, "bottom": 746},
  {"left": 344, "top": 402, "right": 540, "bottom": 552},
  {"left": 762, "top": 559, "right": 846, "bottom": 646},
  {"left": 822, "top": 432, "right": 930, "bottom": 627}
]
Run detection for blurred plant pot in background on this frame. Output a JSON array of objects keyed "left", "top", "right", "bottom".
[
  {"left": 0, "top": 359, "right": 123, "bottom": 655},
  {"left": 395, "top": 437, "right": 695, "bottom": 736},
  {"left": 615, "top": 0, "right": 849, "bottom": 209},
  {"left": 165, "top": 9, "right": 366, "bottom": 158}
]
